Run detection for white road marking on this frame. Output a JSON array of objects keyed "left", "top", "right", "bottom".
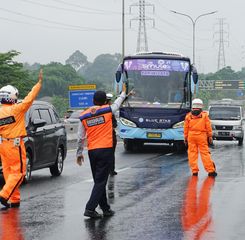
[
  {"left": 116, "top": 167, "right": 131, "bottom": 173},
  {"left": 82, "top": 167, "right": 131, "bottom": 183}
]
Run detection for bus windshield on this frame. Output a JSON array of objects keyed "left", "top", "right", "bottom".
[{"left": 123, "top": 58, "right": 190, "bottom": 108}]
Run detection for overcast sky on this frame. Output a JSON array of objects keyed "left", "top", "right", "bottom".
[{"left": 0, "top": 0, "right": 244, "bottom": 73}]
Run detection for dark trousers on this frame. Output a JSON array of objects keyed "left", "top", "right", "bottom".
[
  {"left": 86, "top": 148, "right": 113, "bottom": 212},
  {"left": 110, "top": 130, "right": 117, "bottom": 172}
]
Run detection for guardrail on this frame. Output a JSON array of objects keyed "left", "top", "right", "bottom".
[{"left": 64, "top": 123, "right": 78, "bottom": 141}]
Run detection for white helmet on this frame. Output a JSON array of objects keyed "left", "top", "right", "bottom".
[
  {"left": 192, "top": 98, "right": 203, "bottom": 109},
  {"left": 0, "top": 85, "right": 19, "bottom": 104},
  {"left": 106, "top": 93, "right": 113, "bottom": 100}
]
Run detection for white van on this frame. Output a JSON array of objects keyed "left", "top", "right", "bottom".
[{"left": 208, "top": 100, "right": 244, "bottom": 145}]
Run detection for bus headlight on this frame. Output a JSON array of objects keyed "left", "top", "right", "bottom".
[
  {"left": 173, "top": 121, "right": 184, "bottom": 128},
  {"left": 119, "top": 117, "right": 137, "bottom": 128}
]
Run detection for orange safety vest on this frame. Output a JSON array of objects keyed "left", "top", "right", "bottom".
[
  {"left": 184, "top": 111, "right": 212, "bottom": 139},
  {"left": 0, "top": 82, "right": 41, "bottom": 139},
  {"left": 80, "top": 105, "right": 113, "bottom": 150}
]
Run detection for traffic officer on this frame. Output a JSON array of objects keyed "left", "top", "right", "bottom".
[
  {"left": 0, "top": 69, "right": 43, "bottom": 208},
  {"left": 76, "top": 83, "right": 127, "bottom": 219},
  {"left": 106, "top": 93, "right": 118, "bottom": 176},
  {"left": 184, "top": 98, "right": 217, "bottom": 177}
]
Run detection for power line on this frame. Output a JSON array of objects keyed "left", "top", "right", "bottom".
[
  {"left": 130, "top": 27, "right": 184, "bottom": 53},
  {"left": 0, "top": 7, "right": 120, "bottom": 31},
  {"left": 51, "top": 0, "right": 121, "bottom": 15},
  {"left": 0, "top": 16, "right": 121, "bottom": 32},
  {"left": 19, "top": 0, "right": 113, "bottom": 15},
  {"left": 154, "top": 27, "right": 192, "bottom": 49},
  {"left": 154, "top": 13, "right": 190, "bottom": 36}
]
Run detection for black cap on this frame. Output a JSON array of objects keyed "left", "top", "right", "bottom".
[{"left": 93, "top": 91, "right": 107, "bottom": 106}]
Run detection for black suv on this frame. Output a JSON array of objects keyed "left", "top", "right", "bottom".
[{"left": 0, "top": 101, "right": 67, "bottom": 182}]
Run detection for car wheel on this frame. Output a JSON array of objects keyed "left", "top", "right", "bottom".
[
  {"left": 24, "top": 152, "right": 32, "bottom": 183},
  {"left": 50, "top": 147, "right": 64, "bottom": 176},
  {"left": 238, "top": 138, "right": 243, "bottom": 146}
]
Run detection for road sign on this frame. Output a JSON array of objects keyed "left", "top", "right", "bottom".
[
  {"left": 237, "top": 89, "right": 244, "bottom": 97},
  {"left": 69, "top": 90, "right": 95, "bottom": 108},
  {"left": 68, "top": 84, "right": 96, "bottom": 90},
  {"left": 214, "top": 80, "right": 245, "bottom": 90}
]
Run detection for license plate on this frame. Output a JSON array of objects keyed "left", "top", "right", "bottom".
[
  {"left": 147, "top": 132, "right": 162, "bottom": 138},
  {"left": 218, "top": 132, "right": 230, "bottom": 136}
]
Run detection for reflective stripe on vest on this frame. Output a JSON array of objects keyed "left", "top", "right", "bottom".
[{"left": 80, "top": 105, "right": 113, "bottom": 150}]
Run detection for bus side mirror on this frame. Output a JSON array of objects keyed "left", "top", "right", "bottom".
[
  {"left": 191, "top": 65, "right": 198, "bottom": 84},
  {"left": 193, "top": 72, "right": 198, "bottom": 84},
  {"left": 115, "top": 64, "right": 123, "bottom": 83},
  {"left": 115, "top": 71, "right": 121, "bottom": 83}
]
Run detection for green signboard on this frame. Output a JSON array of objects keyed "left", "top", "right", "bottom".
[{"left": 214, "top": 80, "right": 245, "bottom": 90}]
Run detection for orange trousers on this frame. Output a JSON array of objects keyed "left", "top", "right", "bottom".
[
  {"left": 187, "top": 133, "right": 216, "bottom": 174},
  {"left": 0, "top": 140, "right": 26, "bottom": 204}
]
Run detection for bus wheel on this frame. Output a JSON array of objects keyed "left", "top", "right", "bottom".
[
  {"left": 124, "top": 139, "right": 134, "bottom": 152},
  {"left": 173, "top": 141, "right": 186, "bottom": 153}
]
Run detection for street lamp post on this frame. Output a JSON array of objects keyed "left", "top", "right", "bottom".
[
  {"left": 170, "top": 10, "right": 217, "bottom": 65},
  {"left": 122, "top": 0, "right": 125, "bottom": 59}
]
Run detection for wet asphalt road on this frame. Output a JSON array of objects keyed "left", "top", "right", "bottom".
[{"left": 1, "top": 140, "right": 245, "bottom": 240}]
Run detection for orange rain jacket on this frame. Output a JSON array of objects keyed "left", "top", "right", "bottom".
[
  {"left": 184, "top": 111, "right": 212, "bottom": 140},
  {"left": 0, "top": 82, "right": 41, "bottom": 203},
  {"left": 184, "top": 111, "right": 216, "bottom": 174}
]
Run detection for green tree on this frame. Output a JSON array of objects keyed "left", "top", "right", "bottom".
[
  {"left": 51, "top": 95, "right": 69, "bottom": 117},
  {"left": 83, "top": 53, "right": 121, "bottom": 91},
  {"left": 0, "top": 50, "right": 33, "bottom": 98},
  {"left": 29, "top": 62, "right": 85, "bottom": 98},
  {"left": 66, "top": 50, "right": 90, "bottom": 73}
]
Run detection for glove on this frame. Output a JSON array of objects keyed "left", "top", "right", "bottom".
[
  {"left": 184, "top": 138, "right": 188, "bottom": 147},
  {"left": 208, "top": 137, "right": 213, "bottom": 145}
]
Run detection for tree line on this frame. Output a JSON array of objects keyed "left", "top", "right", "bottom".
[
  {"left": 1, "top": 50, "right": 245, "bottom": 115},
  {"left": 0, "top": 50, "right": 121, "bottom": 116}
]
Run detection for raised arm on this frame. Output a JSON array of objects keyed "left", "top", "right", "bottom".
[
  {"left": 13, "top": 69, "right": 43, "bottom": 113},
  {"left": 111, "top": 83, "right": 134, "bottom": 113}
]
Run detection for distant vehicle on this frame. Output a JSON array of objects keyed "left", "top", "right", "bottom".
[
  {"left": 64, "top": 110, "right": 83, "bottom": 124},
  {"left": 208, "top": 99, "right": 244, "bottom": 145},
  {"left": 0, "top": 100, "right": 67, "bottom": 182},
  {"left": 64, "top": 109, "right": 75, "bottom": 119}
]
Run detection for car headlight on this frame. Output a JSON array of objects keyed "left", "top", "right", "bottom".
[
  {"left": 119, "top": 117, "right": 137, "bottom": 128},
  {"left": 233, "top": 125, "right": 242, "bottom": 130},
  {"left": 172, "top": 121, "right": 184, "bottom": 128}
]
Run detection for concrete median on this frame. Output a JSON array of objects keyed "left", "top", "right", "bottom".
[{"left": 64, "top": 123, "right": 78, "bottom": 142}]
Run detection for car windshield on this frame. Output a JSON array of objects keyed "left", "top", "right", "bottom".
[{"left": 209, "top": 106, "right": 241, "bottom": 120}]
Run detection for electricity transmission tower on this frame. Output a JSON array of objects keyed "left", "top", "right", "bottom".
[
  {"left": 214, "top": 18, "right": 229, "bottom": 70},
  {"left": 130, "top": 0, "right": 155, "bottom": 52}
]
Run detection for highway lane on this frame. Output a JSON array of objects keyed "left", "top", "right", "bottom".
[{"left": 1, "top": 140, "right": 245, "bottom": 239}]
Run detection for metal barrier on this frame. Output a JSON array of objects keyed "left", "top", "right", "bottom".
[{"left": 64, "top": 123, "right": 78, "bottom": 141}]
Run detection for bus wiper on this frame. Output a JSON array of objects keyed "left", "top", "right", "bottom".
[
  {"left": 179, "top": 72, "right": 188, "bottom": 111},
  {"left": 229, "top": 117, "right": 240, "bottom": 120}
]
